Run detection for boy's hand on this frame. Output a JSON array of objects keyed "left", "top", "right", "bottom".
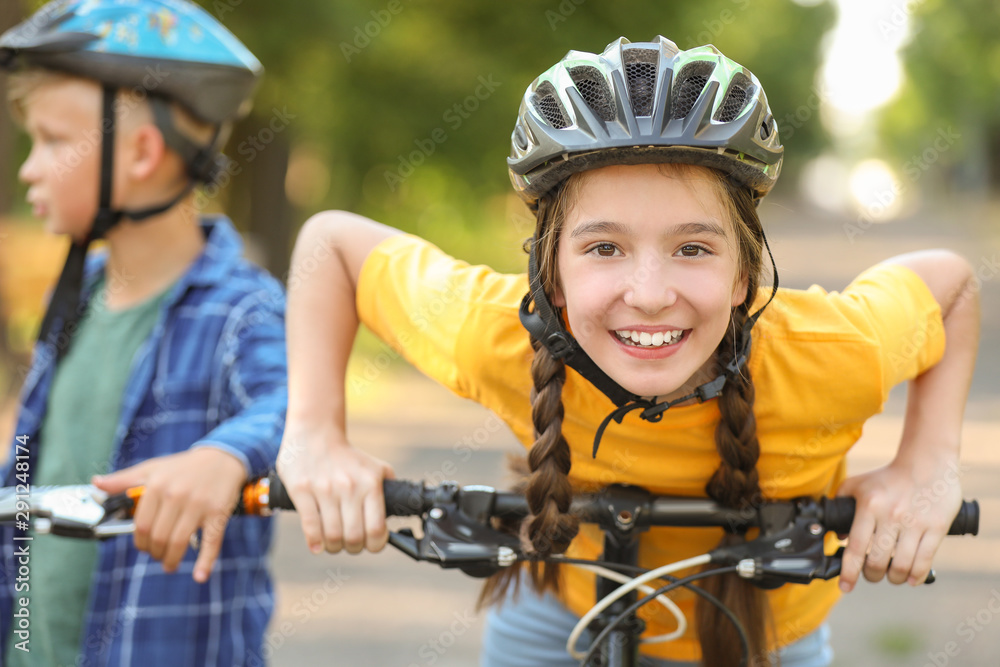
[
  {"left": 277, "top": 423, "right": 394, "bottom": 555},
  {"left": 92, "top": 448, "right": 247, "bottom": 583},
  {"left": 836, "top": 452, "right": 963, "bottom": 593}
]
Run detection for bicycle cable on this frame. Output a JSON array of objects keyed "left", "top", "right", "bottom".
[
  {"left": 553, "top": 555, "right": 748, "bottom": 648},
  {"left": 568, "top": 562, "right": 688, "bottom": 649},
  {"left": 579, "top": 566, "right": 746, "bottom": 667},
  {"left": 566, "top": 554, "right": 712, "bottom": 660}
]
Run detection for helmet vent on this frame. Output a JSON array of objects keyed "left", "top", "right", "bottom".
[
  {"left": 624, "top": 49, "right": 658, "bottom": 117},
  {"left": 715, "top": 73, "right": 752, "bottom": 123},
  {"left": 670, "top": 61, "right": 715, "bottom": 120},
  {"left": 532, "top": 83, "right": 570, "bottom": 129},
  {"left": 569, "top": 66, "right": 616, "bottom": 122}
]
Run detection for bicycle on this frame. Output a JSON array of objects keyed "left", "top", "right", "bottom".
[{"left": 0, "top": 476, "right": 979, "bottom": 667}]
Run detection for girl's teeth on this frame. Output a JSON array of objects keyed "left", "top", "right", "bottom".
[{"left": 615, "top": 330, "right": 684, "bottom": 348}]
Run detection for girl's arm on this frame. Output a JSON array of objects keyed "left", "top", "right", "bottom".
[
  {"left": 278, "top": 211, "right": 401, "bottom": 554},
  {"left": 838, "top": 249, "right": 979, "bottom": 591}
]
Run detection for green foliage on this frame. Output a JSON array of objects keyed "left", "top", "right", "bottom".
[
  {"left": 879, "top": 0, "right": 1000, "bottom": 189},
  {"left": 5, "top": 1, "right": 835, "bottom": 269},
  {"left": 189, "top": 0, "right": 835, "bottom": 266}
]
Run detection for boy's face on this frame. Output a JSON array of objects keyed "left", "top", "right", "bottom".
[{"left": 18, "top": 77, "right": 104, "bottom": 243}]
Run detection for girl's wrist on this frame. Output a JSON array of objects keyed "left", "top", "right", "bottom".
[
  {"left": 282, "top": 415, "right": 350, "bottom": 447},
  {"left": 890, "top": 439, "right": 961, "bottom": 475}
]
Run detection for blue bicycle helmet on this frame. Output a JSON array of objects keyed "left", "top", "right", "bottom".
[
  {"left": 1, "top": 0, "right": 263, "bottom": 359},
  {"left": 0, "top": 0, "right": 261, "bottom": 126}
]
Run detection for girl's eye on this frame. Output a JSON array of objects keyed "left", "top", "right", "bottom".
[
  {"left": 678, "top": 244, "right": 710, "bottom": 257},
  {"left": 590, "top": 243, "right": 620, "bottom": 258}
]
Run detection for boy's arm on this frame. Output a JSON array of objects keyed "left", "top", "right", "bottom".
[
  {"left": 838, "top": 249, "right": 979, "bottom": 591},
  {"left": 94, "top": 284, "right": 288, "bottom": 582}
]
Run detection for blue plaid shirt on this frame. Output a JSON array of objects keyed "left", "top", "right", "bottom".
[{"left": 0, "top": 217, "right": 287, "bottom": 666}]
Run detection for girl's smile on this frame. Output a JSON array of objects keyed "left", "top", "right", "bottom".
[{"left": 610, "top": 326, "right": 689, "bottom": 359}]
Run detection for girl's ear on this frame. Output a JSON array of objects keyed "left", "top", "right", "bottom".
[
  {"left": 552, "top": 283, "right": 566, "bottom": 308},
  {"left": 731, "top": 272, "right": 750, "bottom": 308}
]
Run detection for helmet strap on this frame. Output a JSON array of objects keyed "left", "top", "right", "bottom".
[
  {"left": 519, "top": 228, "right": 779, "bottom": 458},
  {"left": 147, "top": 96, "right": 229, "bottom": 185},
  {"left": 37, "top": 86, "right": 120, "bottom": 359}
]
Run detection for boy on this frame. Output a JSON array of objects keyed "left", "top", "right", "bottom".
[{"left": 0, "top": 1, "right": 286, "bottom": 664}]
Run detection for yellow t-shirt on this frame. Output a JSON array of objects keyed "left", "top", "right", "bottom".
[{"left": 356, "top": 234, "right": 945, "bottom": 661}]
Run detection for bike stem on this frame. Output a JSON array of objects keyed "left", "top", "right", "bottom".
[{"left": 590, "top": 486, "right": 653, "bottom": 667}]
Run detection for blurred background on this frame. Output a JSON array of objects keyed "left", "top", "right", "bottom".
[{"left": 1, "top": 0, "right": 999, "bottom": 665}]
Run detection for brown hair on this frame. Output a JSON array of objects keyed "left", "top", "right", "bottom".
[{"left": 482, "top": 163, "right": 774, "bottom": 665}]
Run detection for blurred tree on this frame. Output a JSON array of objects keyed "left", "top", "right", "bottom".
[
  {"left": 879, "top": 0, "right": 1000, "bottom": 195},
  {"left": 0, "top": 0, "right": 29, "bottom": 403},
  {"left": 200, "top": 0, "right": 834, "bottom": 269},
  {"left": 0, "top": 1, "right": 25, "bottom": 215}
]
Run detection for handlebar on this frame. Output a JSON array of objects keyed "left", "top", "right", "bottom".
[
  {"left": 243, "top": 474, "right": 979, "bottom": 586},
  {"left": 250, "top": 475, "right": 980, "bottom": 537}
]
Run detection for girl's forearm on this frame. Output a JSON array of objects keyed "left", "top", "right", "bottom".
[
  {"left": 285, "top": 212, "right": 400, "bottom": 437},
  {"left": 895, "top": 255, "right": 980, "bottom": 466},
  {"left": 285, "top": 214, "right": 358, "bottom": 435}
]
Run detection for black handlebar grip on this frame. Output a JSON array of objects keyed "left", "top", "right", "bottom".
[
  {"left": 262, "top": 475, "right": 427, "bottom": 515},
  {"left": 824, "top": 497, "right": 980, "bottom": 536},
  {"left": 267, "top": 473, "right": 296, "bottom": 510},
  {"left": 823, "top": 497, "right": 857, "bottom": 535},
  {"left": 383, "top": 479, "right": 429, "bottom": 517},
  {"left": 948, "top": 500, "right": 979, "bottom": 536}
]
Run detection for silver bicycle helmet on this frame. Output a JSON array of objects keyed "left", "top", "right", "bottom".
[{"left": 508, "top": 36, "right": 783, "bottom": 206}]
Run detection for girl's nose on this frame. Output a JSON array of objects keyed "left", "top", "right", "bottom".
[{"left": 621, "top": 256, "right": 679, "bottom": 314}]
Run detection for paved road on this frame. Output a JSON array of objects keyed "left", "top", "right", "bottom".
[{"left": 270, "top": 196, "right": 1000, "bottom": 666}]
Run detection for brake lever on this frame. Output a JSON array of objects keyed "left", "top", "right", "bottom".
[
  {"left": 713, "top": 515, "right": 939, "bottom": 587},
  {"left": 388, "top": 488, "right": 522, "bottom": 578},
  {"left": 710, "top": 501, "right": 840, "bottom": 589},
  {"left": 819, "top": 546, "right": 937, "bottom": 585},
  {"left": 0, "top": 485, "right": 140, "bottom": 540}
]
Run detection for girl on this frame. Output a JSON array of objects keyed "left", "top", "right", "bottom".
[{"left": 277, "top": 37, "right": 978, "bottom": 666}]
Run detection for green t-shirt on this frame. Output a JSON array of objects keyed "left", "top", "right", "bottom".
[{"left": 8, "top": 279, "right": 170, "bottom": 667}]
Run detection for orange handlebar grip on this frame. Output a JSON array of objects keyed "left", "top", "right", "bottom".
[{"left": 242, "top": 477, "right": 271, "bottom": 516}]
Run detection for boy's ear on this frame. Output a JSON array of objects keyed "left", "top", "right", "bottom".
[{"left": 124, "top": 123, "right": 168, "bottom": 181}]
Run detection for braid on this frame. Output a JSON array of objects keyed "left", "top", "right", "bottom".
[
  {"left": 706, "top": 306, "right": 762, "bottom": 509},
  {"left": 522, "top": 338, "right": 579, "bottom": 584},
  {"left": 696, "top": 305, "right": 773, "bottom": 667},
  {"left": 476, "top": 337, "right": 579, "bottom": 606}
]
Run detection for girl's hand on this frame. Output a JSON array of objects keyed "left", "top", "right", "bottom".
[
  {"left": 277, "top": 422, "right": 395, "bottom": 555},
  {"left": 92, "top": 448, "right": 247, "bottom": 583},
  {"left": 836, "top": 452, "right": 963, "bottom": 592}
]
